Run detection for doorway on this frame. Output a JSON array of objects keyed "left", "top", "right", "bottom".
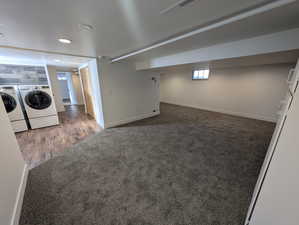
[{"left": 57, "top": 72, "right": 73, "bottom": 105}]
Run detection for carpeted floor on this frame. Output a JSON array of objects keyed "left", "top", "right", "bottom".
[{"left": 19, "top": 103, "right": 275, "bottom": 225}]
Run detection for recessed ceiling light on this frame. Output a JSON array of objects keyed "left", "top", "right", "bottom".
[
  {"left": 79, "top": 23, "right": 94, "bottom": 31},
  {"left": 54, "top": 59, "right": 62, "bottom": 62},
  {"left": 58, "top": 38, "right": 72, "bottom": 44}
]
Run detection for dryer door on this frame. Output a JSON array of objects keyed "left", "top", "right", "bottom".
[
  {"left": 25, "top": 90, "right": 52, "bottom": 110},
  {"left": 0, "top": 92, "right": 17, "bottom": 113}
]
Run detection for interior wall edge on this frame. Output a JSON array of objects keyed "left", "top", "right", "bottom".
[
  {"left": 105, "top": 111, "right": 160, "bottom": 128},
  {"left": 88, "top": 59, "right": 106, "bottom": 129},
  {"left": 46, "top": 65, "right": 66, "bottom": 112},
  {"left": 10, "top": 164, "right": 29, "bottom": 225}
]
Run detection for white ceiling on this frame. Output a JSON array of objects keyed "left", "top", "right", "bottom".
[
  {"left": 0, "top": 47, "right": 93, "bottom": 67},
  {"left": 0, "top": 0, "right": 276, "bottom": 58},
  {"left": 128, "top": 1, "right": 299, "bottom": 62}
]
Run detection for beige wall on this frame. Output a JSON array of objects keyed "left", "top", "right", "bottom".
[
  {"left": 46, "top": 66, "right": 65, "bottom": 112},
  {"left": 0, "top": 100, "right": 27, "bottom": 225},
  {"left": 72, "top": 73, "right": 84, "bottom": 105},
  {"left": 99, "top": 58, "right": 160, "bottom": 128},
  {"left": 160, "top": 63, "right": 293, "bottom": 122}
]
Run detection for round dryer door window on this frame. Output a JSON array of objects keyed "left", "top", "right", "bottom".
[
  {"left": 25, "top": 90, "right": 52, "bottom": 110},
  {"left": 0, "top": 92, "right": 17, "bottom": 113}
]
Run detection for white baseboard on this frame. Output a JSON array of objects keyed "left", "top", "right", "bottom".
[
  {"left": 10, "top": 164, "right": 29, "bottom": 225},
  {"left": 105, "top": 111, "right": 160, "bottom": 128},
  {"left": 161, "top": 101, "right": 277, "bottom": 123}
]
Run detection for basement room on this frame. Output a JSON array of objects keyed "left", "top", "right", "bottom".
[{"left": 1, "top": 1, "right": 299, "bottom": 225}]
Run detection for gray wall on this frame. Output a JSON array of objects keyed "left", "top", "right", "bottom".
[{"left": 0, "top": 64, "right": 48, "bottom": 85}]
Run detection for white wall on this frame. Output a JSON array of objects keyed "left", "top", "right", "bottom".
[
  {"left": 0, "top": 100, "right": 27, "bottom": 225},
  {"left": 72, "top": 73, "right": 84, "bottom": 105},
  {"left": 249, "top": 62, "right": 299, "bottom": 225},
  {"left": 87, "top": 59, "right": 105, "bottom": 128},
  {"left": 99, "top": 58, "right": 160, "bottom": 128},
  {"left": 58, "top": 80, "right": 69, "bottom": 100},
  {"left": 160, "top": 64, "right": 293, "bottom": 122},
  {"left": 46, "top": 66, "right": 65, "bottom": 112}
]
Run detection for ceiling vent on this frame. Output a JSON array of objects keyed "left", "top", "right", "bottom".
[{"left": 160, "top": 0, "right": 197, "bottom": 14}]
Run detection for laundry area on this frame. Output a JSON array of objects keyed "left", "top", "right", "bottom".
[{"left": 0, "top": 48, "right": 101, "bottom": 168}]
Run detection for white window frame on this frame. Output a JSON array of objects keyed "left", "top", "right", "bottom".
[
  {"left": 57, "top": 72, "right": 68, "bottom": 80},
  {"left": 192, "top": 69, "right": 210, "bottom": 80}
]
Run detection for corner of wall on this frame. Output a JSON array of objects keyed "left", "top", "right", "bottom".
[
  {"left": 161, "top": 101, "right": 277, "bottom": 123},
  {"left": 87, "top": 59, "right": 106, "bottom": 129},
  {"left": 45, "top": 65, "right": 65, "bottom": 112},
  {"left": 105, "top": 111, "right": 160, "bottom": 128},
  {"left": 10, "top": 164, "right": 29, "bottom": 225}
]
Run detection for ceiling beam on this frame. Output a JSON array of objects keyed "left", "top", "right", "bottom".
[
  {"left": 0, "top": 45, "right": 96, "bottom": 59},
  {"left": 135, "top": 28, "right": 299, "bottom": 70},
  {"left": 111, "top": 0, "right": 296, "bottom": 62}
]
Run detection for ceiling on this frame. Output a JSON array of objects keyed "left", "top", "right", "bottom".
[
  {"left": 0, "top": 47, "right": 93, "bottom": 67},
  {"left": 0, "top": 0, "right": 281, "bottom": 59},
  {"left": 128, "top": 1, "right": 299, "bottom": 63}
]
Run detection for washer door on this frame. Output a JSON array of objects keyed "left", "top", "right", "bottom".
[
  {"left": 25, "top": 90, "right": 52, "bottom": 110},
  {"left": 0, "top": 92, "right": 17, "bottom": 113}
]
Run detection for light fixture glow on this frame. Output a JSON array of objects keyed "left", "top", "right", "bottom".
[
  {"left": 58, "top": 38, "right": 72, "bottom": 44},
  {"left": 79, "top": 23, "right": 94, "bottom": 31}
]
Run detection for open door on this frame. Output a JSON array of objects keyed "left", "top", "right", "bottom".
[{"left": 80, "top": 66, "right": 95, "bottom": 118}]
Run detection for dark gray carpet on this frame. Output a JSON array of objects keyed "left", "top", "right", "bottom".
[{"left": 19, "top": 103, "right": 275, "bottom": 225}]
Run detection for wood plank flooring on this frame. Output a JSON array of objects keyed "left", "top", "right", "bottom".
[{"left": 16, "top": 105, "right": 101, "bottom": 169}]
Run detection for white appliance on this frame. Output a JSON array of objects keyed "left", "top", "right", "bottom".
[
  {"left": 19, "top": 85, "right": 59, "bottom": 129},
  {"left": 0, "top": 85, "right": 28, "bottom": 132},
  {"left": 245, "top": 59, "right": 299, "bottom": 224}
]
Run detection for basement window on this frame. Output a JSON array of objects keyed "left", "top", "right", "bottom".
[
  {"left": 57, "top": 73, "right": 68, "bottom": 81},
  {"left": 192, "top": 69, "right": 210, "bottom": 80}
]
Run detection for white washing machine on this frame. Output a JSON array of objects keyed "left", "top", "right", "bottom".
[
  {"left": 19, "top": 85, "right": 59, "bottom": 129},
  {"left": 0, "top": 85, "right": 28, "bottom": 132}
]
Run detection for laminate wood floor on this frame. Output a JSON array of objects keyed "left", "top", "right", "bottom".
[{"left": 16, "top": 105, "right": 101, "bottom": 169}]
